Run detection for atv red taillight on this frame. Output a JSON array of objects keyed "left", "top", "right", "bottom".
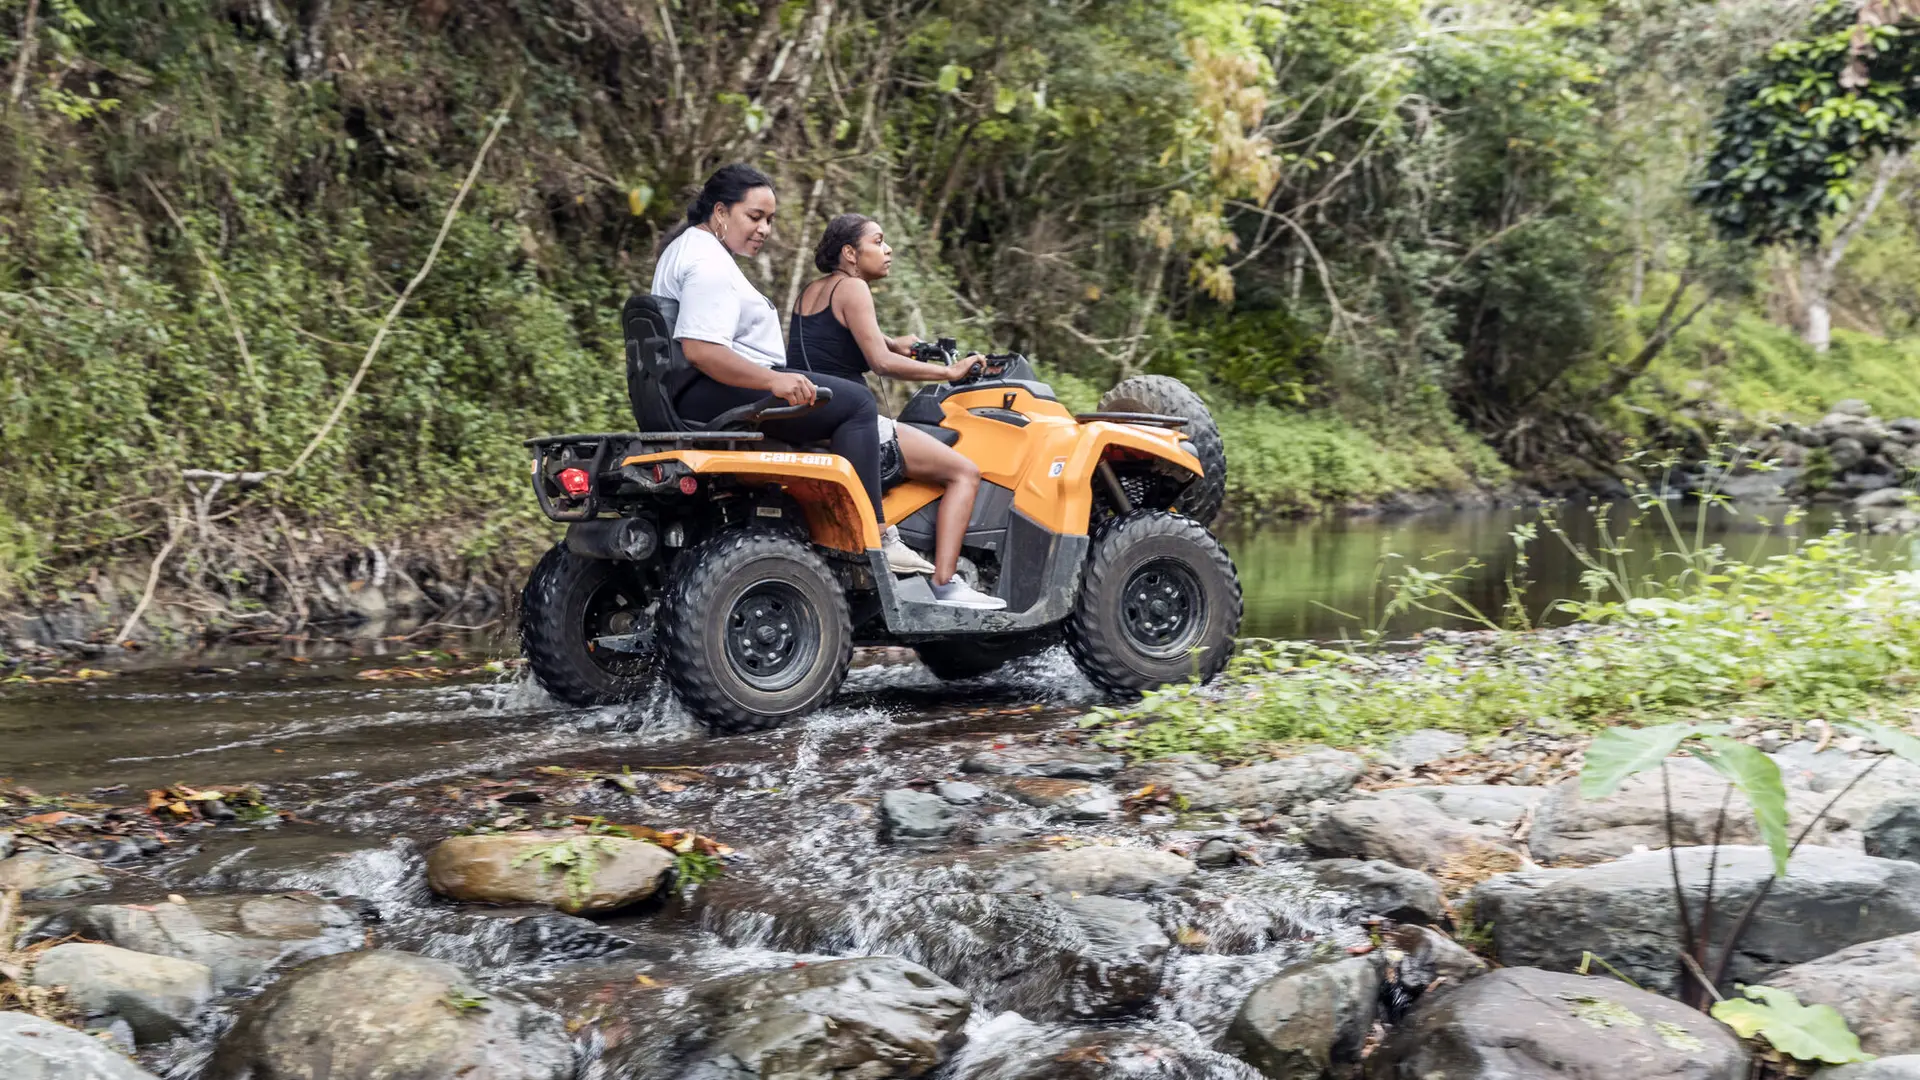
[
  {"left": 558, "top": 467, "right": 592, "bottom": 497},
  {"left": 679, "top": 475, "right": 699, "bottom": 495}
]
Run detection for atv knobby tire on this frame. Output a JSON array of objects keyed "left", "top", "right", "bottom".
[
  {"left": 1065, "top": 510, "right": 1241, "bottom": 696},
  {"left": 1097, "top": 375, "right": 1226, "bottom": 525},
  {"left": 914, "top": 632, "right": 1052, "bottom": 682},
  {"left": 521, "top": 543, "right": 656, "bottom": 706},
  {"left": 662, "top": 530, "right": 853, "bottom": 734}
]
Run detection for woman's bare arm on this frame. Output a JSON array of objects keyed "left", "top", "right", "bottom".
[
  {"left": 682, "top": 339, "right": 816, "bottom": 405},
  {"left": 836, "top": 281, "right": 968, "bottom": 381}
]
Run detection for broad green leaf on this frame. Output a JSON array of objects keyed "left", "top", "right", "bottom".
[
  {"left": 627, "top": 184, "right": 653, "bottom": 217},
  {"left": 1696, "top": 737, "right": 1791, "bottom": 875},
  {"left": 1580, "top": 723, "right": 1710, "bottom": 800},
  {"left": 936, "top": 63, "right": 970, "bottom": 93},
  {"left": 994, "top": 85, "right": 1018, "bottom": 114},
  {"left": 1840, "top": 717, "right": 1920, "bottom": 770},
  {"left": 1711, "top": 985, "right": 1874, "bottom": 1065}
]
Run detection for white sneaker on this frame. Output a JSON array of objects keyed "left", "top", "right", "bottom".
[
  {"left": 932, "top": 579, "right": 1007, "bottom": 609},
  {"left": 881, "top": 526, "right": 936, "bottom": 576}
]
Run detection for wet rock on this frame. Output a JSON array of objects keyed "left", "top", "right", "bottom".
[
  {"left": 1195, "top": 839, "right": 1238, "bottom": 868},
  {"left": 1529, "top": 758, "right": 1840, "bottom": 865},
  {"left": 1367, "top": 967, "right": 1747, "bottom": 1080},
  {"left": 986, "top": 776, "right": 1096, "bottom": 808},
  {"left": 1767, "top": 930, "right": 1920, "bottom": 1056},
  {"left": 680, "top": 956, "right": 971, "bottom": 1079},
  {"left": 425, "top": 831, "right": 673, "bottom": 914},
  {"left": 1387, "top": 925, "right": 1487, "bottom": 1001},
  {"left": 1384, "top": 730, "right": 1468, "bottom": 767},
  {"left": 1374, "top": 784, "right": 1543, "bottom": 827},
  {"left": 207, "top": 950, "right": 573, "bottom": 1080},
  {"left": 962, "top": 745, "right": 1124, "bottom": 779},
  {"left": 0, "top": 830, "right": 15, "bottom": 859},
  {"left": 1865, "top": 797, "right": 1920, "bottom": 863},
  {"left": 0, "top": 849, "right": 109, "bottom": 899},
  {"left": 1183, "top": 748, "right": 1365, "bottom": 811},
  {"left": 1068, "top": 791, "right": 1122, "bottom": 821},
  {"left": 984, "top": 845, "right": 1197, "bottom": 895},
  {"left": 1817, "top": 1059, "right": 1920, "bottom": 1079},
  {"left": 883, "top": 789, "right": 963, "bottom": 840},
  {"left": 507, "top": 912, "right": 634, "bottom": 963},
  {"left": 937, "top": 781, "right": 988, "bottom": 805},
  {"left": 29, "top": 942, "right": 214, "bottom": 1044},
  {"left": 968, "top": 823, "right": 1032, "bottom": 844},
  {"left": 1226, "top": 954, "right": 1382, "bottom": 1079},
  {"left": 28, "top": 893, "right": 361, "bottom": 990},
  {"left": 1833, "top": 399, "right": 1875, "bottom": 417},
  {"left": 1471, "top": 846, "right": 1920, "bottom": 996},
  {"left": 1306, "top": 858, "right": 1448, "bottom": 924},
  {"left": 0, "top": 1011, "right": 164, "bottom": 1080},
  {"left": 1306, "top": 797, "right": 1519, "bottom": 876},
  {"left": 1831, "top": 437, "right": 1869, "bottom": 472},
  {"left": 1111, "top": 756, "right": 1224, "bottom": 795},
  {"left": 1857, "top": 487, "right": 1915, "bottom": 509},
  {"left": 950, "top": 1022, "right": 1256, "bottom": 1080}
]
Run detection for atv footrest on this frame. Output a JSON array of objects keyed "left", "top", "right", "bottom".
[{"left": 1073, "top": 412, "right": 1190, "bottom": 428}]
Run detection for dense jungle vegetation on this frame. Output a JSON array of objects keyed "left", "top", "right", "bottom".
[{"left": 4, "top": 0, "right": 1920, "bottom": 620}]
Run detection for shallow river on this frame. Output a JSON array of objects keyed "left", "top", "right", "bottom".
[{"left": 0, "top": 501, "right": 1908, "bottom": 1077}]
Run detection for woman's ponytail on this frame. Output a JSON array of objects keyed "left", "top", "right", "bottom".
[{"left": 660, "top": 163, "right": 775, "bottom": 250}]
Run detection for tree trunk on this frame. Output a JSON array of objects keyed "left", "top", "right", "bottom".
[{"left": 1801, "top": 150, "right": 1907, "bottom": 352}]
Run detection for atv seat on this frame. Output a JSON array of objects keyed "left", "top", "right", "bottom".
[{"left": 623, "top": 293, "right": 832, "bottom": 438}]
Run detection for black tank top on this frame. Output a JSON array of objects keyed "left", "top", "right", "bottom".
[{"left": 786, "top": 277, "right": 869, "bottom": 381}]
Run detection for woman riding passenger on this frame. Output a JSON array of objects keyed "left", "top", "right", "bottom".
[
  {"left": 651, "top": 165, "right": 925, "bottom": 575},
  {"left": 790, "top": 213, "right": 1006, "bottom": 610}
]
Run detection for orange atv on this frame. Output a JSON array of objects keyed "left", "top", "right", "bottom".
[{"left": 518, "top": 295, "right": 1240, "bottom": 732}]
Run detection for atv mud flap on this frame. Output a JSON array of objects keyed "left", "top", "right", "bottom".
[{"left": 868, "top": 510, "right": 1088, "bottom": 638}]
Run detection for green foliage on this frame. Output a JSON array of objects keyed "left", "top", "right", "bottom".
[
  {"left": 1579, "top": 723, "right": 1716, "bottom": 800},
  {"left": 509, "top": 835, "right": 622, "bottom": 910},
  {"left": 1697, "top": 2, "right": 1920, "bottom": 246},
  {"left": 440, "top": 989, "right": 490, "bottom": 1015},
  {"left": 1711, "top": 984, "right": 1875, "bottom": 1065},
  {"left": 672, "top": 850, "right": 724, "bottom": 892},
  {"left": 1643, "top": 309, "right": 1920, "bottom": 421}
]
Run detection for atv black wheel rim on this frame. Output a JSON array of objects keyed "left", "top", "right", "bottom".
[
  {"left": 1120, "top": 558, "right": 1205, "bottom": 660},
  {"left": 725, "top": 580, "right": 820, "bottom": 693},
  {"left": 583, "top": 578, "right": 652, "bottom": 677}
]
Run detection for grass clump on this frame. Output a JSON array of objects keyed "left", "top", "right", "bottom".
[{"left": 1096, "top": 446, "right": 1920, "bottom": 759}]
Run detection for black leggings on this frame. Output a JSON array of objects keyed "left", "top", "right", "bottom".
[{"left": 676, "top": 368, "right": 886, "bottom": 524}]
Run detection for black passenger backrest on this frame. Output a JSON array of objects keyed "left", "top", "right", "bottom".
[{"left": 622, "top": 294, "right": 691, "bottom": 431}]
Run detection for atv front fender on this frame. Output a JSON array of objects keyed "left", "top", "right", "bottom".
[{"left": 1013, "top": 420, "right": 1203, "bottom": 537}]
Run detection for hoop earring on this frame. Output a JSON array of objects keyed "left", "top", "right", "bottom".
[{"left": 715, "top": 219, "right": 731, "bottom": 245}]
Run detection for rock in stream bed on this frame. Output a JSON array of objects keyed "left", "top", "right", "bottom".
[
  {"left": 208, "top": 950, "right": 574, "bottom": 1080},
  {"left": 1225, "top": 954, "right": 1382, "bottom": 1079},
  {"left": 0, "top": 1011, "right": 164, "bottom": 1080},
  {"left": 1767, "top": 930, "right": 1920, "bottom": 1056},
  {"left": 1471, "top": 845, "right": 1920, "bottom": 996},
  {"left": 0, "top": 849, "right": 109, "bottom": 899},
  {"left": 426, "top": 831, "right": 674, "bottom": 914},
  {"left": 1367, "top": 967, "right": 1748, "bottom": 1079},
  {"left": 28, "top": 942, "right": 214, "bottom": 1044},
  {"left": 27, "top": 892, "right": 362, "bottom": 990}
]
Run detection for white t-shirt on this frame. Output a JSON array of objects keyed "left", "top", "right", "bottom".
[{"left": 650, "top": 228, "right": 786, "bottom": 368}]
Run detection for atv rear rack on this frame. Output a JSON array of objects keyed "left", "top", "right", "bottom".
[
  {"left": 1073, "top": 412, "right": 1190, "bottom": 428},
  {"left": 525, "top": 430, "right": 768, "bottom": 521}
]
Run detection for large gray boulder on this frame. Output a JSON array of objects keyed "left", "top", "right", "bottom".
[
  {"left": 950, "top": 1026, "right": 1259, "bottom": 1080},
  {"left": 29, "top": 942, "right": 214, "bottom": 1044},
  {"left": 1768, "top": 931, "right": 1920, "bottom": 1056},
  {"left": 1865, "top": 798, "right": 1920, "bottom": 864},
  {"left": 881, "top": 789, "right": 963, "bottom": 840},
  {"left": 678, "top": 956, "right": 971, "bottom": 1078},
  {"left": 1382, "top": 730, "right": 1468, "bottom": 767},
  {"left": 0, "top": 850, "right": 109, "bottom": 900},
  {"left": 0, "top": 1012, "right": 164, "bottom": 1080},
  {"left": 1308, "top": 797, "right": 1520, "bottom": 876},
  {"left": 28, "top": 893, "right": 361, "bottom": 990},
  {"left": 1529, "top": 757, "right": 1839, "bottom": 865},
  {"left": 1817, "top": 1059, "right": 1920, "bottom": 1079},
  {"left": 1471, "top": 846, "right": 1920, "bottom": 996},
  {"left": 983, "top": 845, "right": 1196, "bottom": 895},
  {"left": 1374, "top": 784, "right": 1543, "bottom": 828},
  {"left": 207, "top": 951, "right": 574, "bottom": 1080},
  {"left": 1226, "top": 955, "right": 1382, "bottom": 1079},
  {"left": 426, "top": 831, "right": 674, "bottom": 914},
  {"left": 1305, "top": 859, "right": 1449, "bottom": 925},
  {"left": 1365, "top": 967, "right": 1747, "bottom": 1079}
]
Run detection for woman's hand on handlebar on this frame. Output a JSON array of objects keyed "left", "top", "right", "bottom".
[
  {"left": 769, "top": 370, "right": 817, "bottom": 406},
  {"left": 946, "top": 354, "right": 989, "bottom": 382}
]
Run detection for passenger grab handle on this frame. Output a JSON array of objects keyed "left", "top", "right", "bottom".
[{"left": 710, "top": 386, "right": 835, "bottom": 429}]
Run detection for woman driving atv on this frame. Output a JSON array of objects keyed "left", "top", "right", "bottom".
[
  {"left": 650, "top": 165, "right": 923, "bottom": 575},
  {"left": 790, "top": 214, "right": 1005, "bottom": 609}
]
